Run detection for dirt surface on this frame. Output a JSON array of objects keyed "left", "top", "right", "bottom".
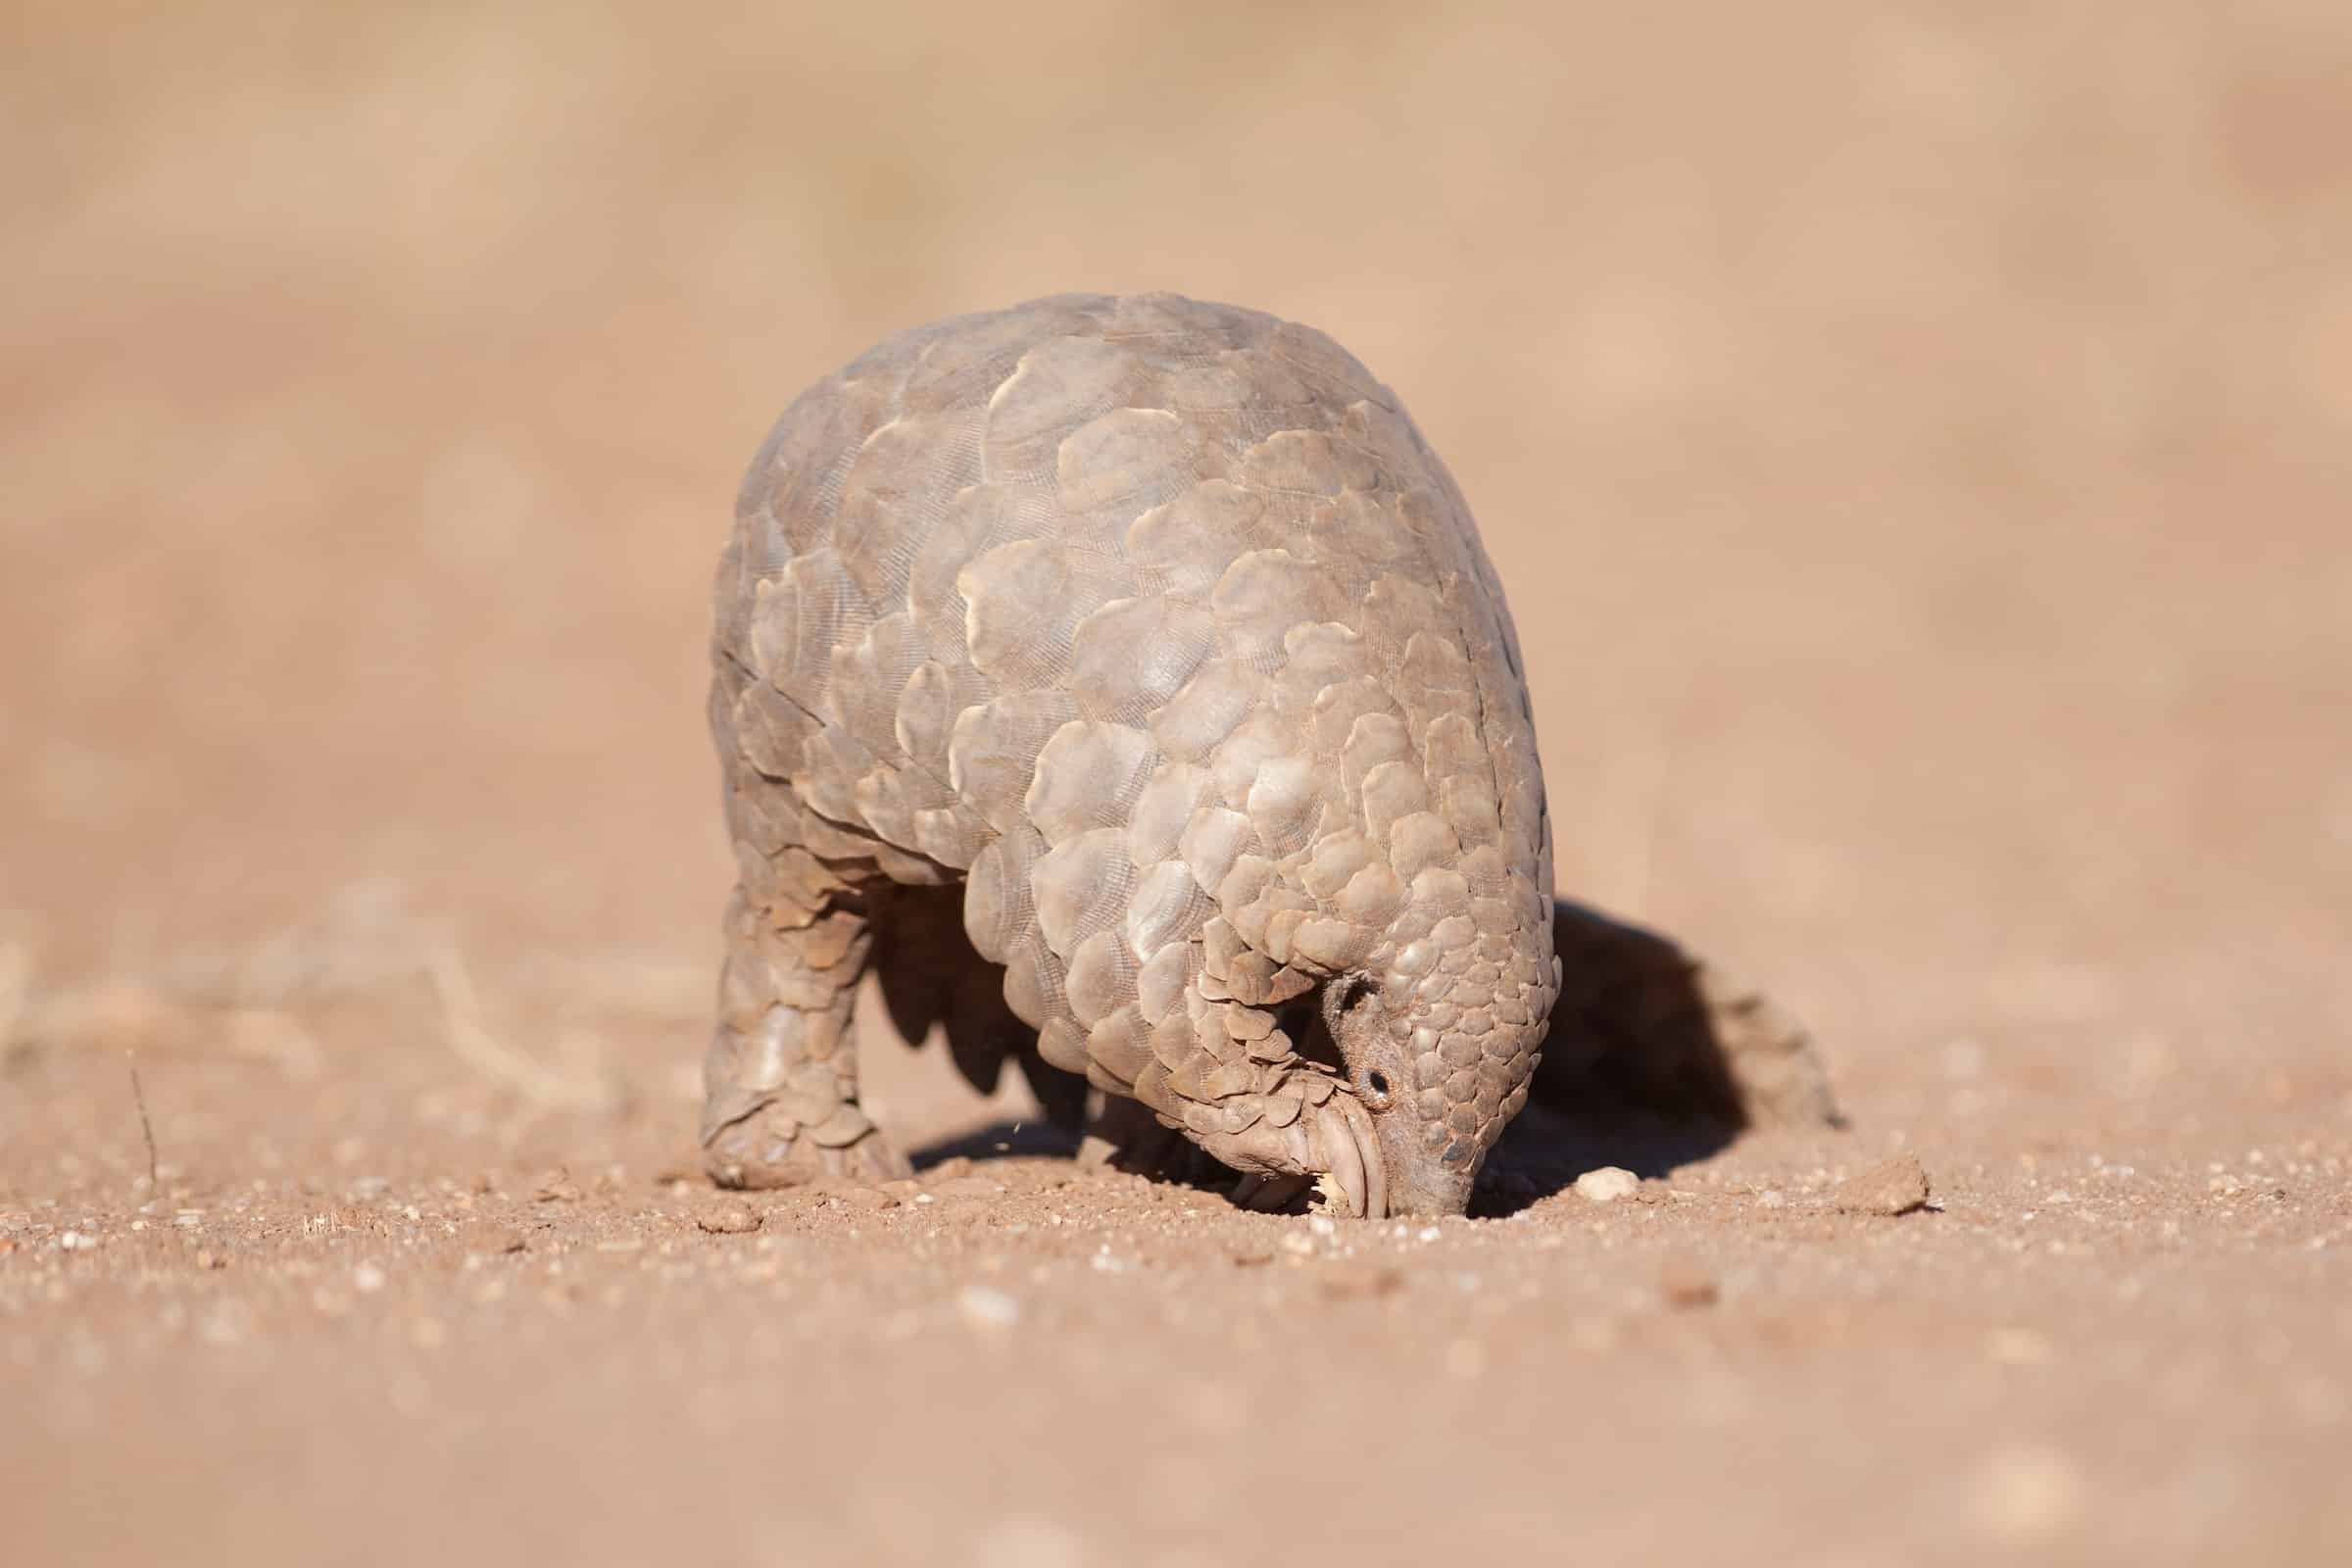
[{"left": 5, "top": 4, "right": 2350, "bottom": 1564}]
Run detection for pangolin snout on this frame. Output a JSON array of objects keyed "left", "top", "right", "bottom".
[
  {"left": 1320, "top": 979, "right": 1490, "bottom": 1217},
  {"left": 1375, "top": 1145, "right": 1476, "bottom": 1217}
]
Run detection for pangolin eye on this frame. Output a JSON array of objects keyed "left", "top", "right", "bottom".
[{"left": 1362, "top": 1068, "right": 1393, "bottom": 1107}]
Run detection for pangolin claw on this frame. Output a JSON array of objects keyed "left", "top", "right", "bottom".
[
  {"left": 703, "top": 1096, "right": 909, "bottom": 1190},
  {"left": 1305, "top": 1091, "right": 1386, "bottom": 1219},
  {"left": 1197, "top": 1080, "right": 1387, "bottom": 1218}
]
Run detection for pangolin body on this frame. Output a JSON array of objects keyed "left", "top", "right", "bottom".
[{"left": 706, "top": 292, "right": 1559, "bottom": 1217}]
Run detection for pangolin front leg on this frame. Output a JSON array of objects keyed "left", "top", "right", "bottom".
[{"left": 1108, "top": 935, "right": 1388, "bottom": 1218}]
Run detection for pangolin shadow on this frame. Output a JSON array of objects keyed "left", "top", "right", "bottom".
[{"left": 883, "top": 890, "right": 1838, "bottom": 1210}]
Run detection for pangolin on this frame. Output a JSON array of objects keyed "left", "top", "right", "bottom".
[{"left": 703, "top": 291, "right": 1817, "bottom": 1219}]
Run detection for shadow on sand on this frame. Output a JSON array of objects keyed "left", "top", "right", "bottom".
[{"left": 896, "top": 898, "right": 1842, "bottom": 1214}]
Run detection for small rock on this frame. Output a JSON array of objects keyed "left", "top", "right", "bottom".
[
  {"left": 533, "top": 1168, "right": 582, "bottom": 1203},
  {"left": 956, "top": 1285, "right": 1021, "bottom": 1331},
  {"left": 1831, "top": 1153, "right": 1932, "bottom": 1216},
  {"left": 836, "top": 1187, "right": 898, "bottom": 1210},
  {"left": 1574, "top": 1166, "right": 1640, "bottom": 1203},
  {"left": 1658, "top": 1259, "right": 1719, "bottom": 1309},
  {"left": 697, "top": 1204, "right": 762, "bottom": 1235},
  {"left": 352, "top": 1261, "right": 387, "bottom": 1294},
  {"left": 927, "top": 1155, "right": 974, "bottom": 1182}
]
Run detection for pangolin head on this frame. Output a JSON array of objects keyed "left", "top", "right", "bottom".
[{"left": 1318, "top": 908, "right": 1557, "bottom": 1216}]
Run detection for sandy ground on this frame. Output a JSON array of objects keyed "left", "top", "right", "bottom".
[
  {"left": 5, "top": 3, "right": 2351, "bottom": 1563},
  {"left": 4, "top": 989, "right": 2347, "bottom": 1565}
]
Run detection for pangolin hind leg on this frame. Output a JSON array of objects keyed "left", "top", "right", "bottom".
[{"left": 701, "top": 885, "right": 912, "bottom": 1189}]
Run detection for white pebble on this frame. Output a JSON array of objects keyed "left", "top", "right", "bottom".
[
  {"left": 1574, "top": 1166, "right": 1640, "bottom": 1203},
  {"left": 352, "top": 1261, "right": 387, "bottom": 1294},
  {"left": 956, "top": 1285, "right": 1021, "bottom": 1331}
]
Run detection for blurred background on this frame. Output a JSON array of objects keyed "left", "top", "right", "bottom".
[
  {"left": 9, "top": 0, "right": 2342, "bottom": 1104},
  {"left": 8, "top": 0, "right": 2346, "bottom": 1100},
  {"left": 7, "top": 4, "right": 2351, "bottom": 1562}
]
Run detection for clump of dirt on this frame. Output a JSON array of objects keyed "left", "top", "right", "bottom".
[{"left": 1830, "top": 1152, "right": 1933, "bottom": 1215}]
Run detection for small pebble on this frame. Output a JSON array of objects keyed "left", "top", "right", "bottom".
[
  {"left": 533, "top": 1169, "right": 582, "bottom": 1203},
  {"left": 1574, "top": 1167, "right": 1640, "bottom": 1203},
  {"left": 697, "top": 1204, "right": 762, "bottom": 1235},
  {"left": 1658, "top": 1259, "right": 1719, "bottom": 1309},
  {"left": 1830, "top": 1154, "right": 1932, "bottom": 1216},
  {"left": 957, "top": 1285, "right": 1021, "bottom": 1331},
  {"left": 352, "top": 1261, "right": 387, "bottom": 1294}
]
